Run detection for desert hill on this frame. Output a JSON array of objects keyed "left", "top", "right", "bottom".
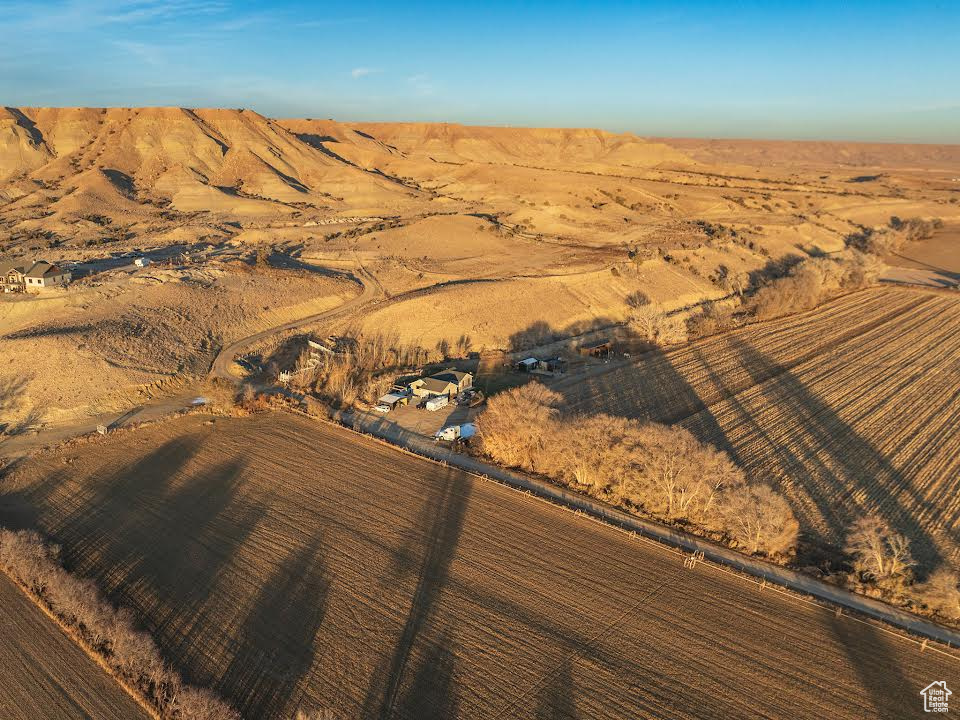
[
  {"left": 658, "top": 136, "right": 960, "bottom": 172},
  {"left": 1, "top": 108, "right": 958, "bottom": 424}
]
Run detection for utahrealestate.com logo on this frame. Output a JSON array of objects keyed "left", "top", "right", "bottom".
[{"left": 921, "top": 681, "right": 952, "bottom": 713}]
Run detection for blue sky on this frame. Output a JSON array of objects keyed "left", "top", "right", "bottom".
[{"left": 1, "top": 0, "right": 958, "bottom": 142}]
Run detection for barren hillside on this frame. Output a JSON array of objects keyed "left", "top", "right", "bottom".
[{"left": 1, "top": 108, "right": 957, "bottom": 430}]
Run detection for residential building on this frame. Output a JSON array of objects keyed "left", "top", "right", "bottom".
[
  {"left": 0, "top": 259, "right": 71, "bottom": 293},
  {"left": 409, "top": 369, "right": 474, "bottom": 398}
]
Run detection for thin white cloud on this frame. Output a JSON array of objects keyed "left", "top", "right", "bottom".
[
  {"left": 351, "top": 67, "right": 381, "bottom": 79},
  {"left": 112, "top": 39, "right": 164, "bottom": 66},
  {"left": 0, "top": 0, "right": 228, "bottom": 30},
  {"left": 296, "top": 16, "right": 366, "bottom": 28},
  {"left": 407, "top": 73, "right": 435, "bottom": 96}
]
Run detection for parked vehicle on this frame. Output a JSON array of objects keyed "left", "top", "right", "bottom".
[
  {"left": 434, "top": 423, "right": 477, "bottom": 442},
  {"left": 468, "top": 390, "right": 486, "bottom": 407},
  {"left": 425, "top": 395, "right": 449, "bottom": 411},
  {"left": 373, "top": 403, "right": 391, "bottom": 413}
]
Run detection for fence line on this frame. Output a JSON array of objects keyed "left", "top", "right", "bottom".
[{"left": 286, "top": 405, "right": 960, "bottom": 662}]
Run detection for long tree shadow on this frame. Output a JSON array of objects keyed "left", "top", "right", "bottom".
[
  {"left": 362, "top": 466, "right": 471, "bottom": 720},
  {"left": 827, "top": 613, "right": 916, "bottom": 719},
  {"left": 722, "top": 335, "right": 943, "bottom": 571},
  {"left": 392, "top": 628, "right": 460, "bottom": 720},
  {"left": 536, "top": 657, "right": 578, "bottom": 720},
  {"left": 216, "top": 534, "right": 330, "bottom": 719},
  {"left": 679, "top": 341, "right": 850, "bottom": 566},
  {"left": 0, "top": 436, "right": 271, "bottom": 709}
]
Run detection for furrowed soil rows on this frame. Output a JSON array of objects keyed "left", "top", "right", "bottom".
[
  {"left": 2, "top": 412, "right": 957, "bottom": 719},
  {"left": 0, "top": 573, "right": 151, "bottom": 720},
  {"left": 560, "top": 286, "right": 960, "bottom": 567}
]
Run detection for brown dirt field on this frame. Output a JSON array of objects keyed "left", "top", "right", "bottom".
[
  {"left": 558, "top": 286, "right": 960, "bottom": 568},
  {"left": 0, "top": 573, "right": 151, "bottom": 720},
  {"left": 886, "top": 224, "right": 960, "bottom": 277},
  {"left": 2, "top": 411, "right": 957, "bottom": 719}
]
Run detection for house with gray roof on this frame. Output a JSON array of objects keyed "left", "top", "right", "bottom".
[{"left": 0, "top": 259, "right": 71, "bottom": 293}]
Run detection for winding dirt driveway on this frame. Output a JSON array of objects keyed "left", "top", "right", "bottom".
[{"left": 209, "top": 266, "right": 379, "bottom": 383}]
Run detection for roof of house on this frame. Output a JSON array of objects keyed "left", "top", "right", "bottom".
[
  {"left": 419, "top": 377, "right": 457, "bottom": 394},
  {"left": 0, "top": 260, "right": 31, "bottom": 275},
  {"left": 430, "top": 370, "right": 471, "bottom": 384},
  {"left": 25, "top": 262, "right": 66, "bottom": 279}
]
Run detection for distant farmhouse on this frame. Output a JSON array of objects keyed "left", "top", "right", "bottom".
[
  {"left": 409, "top": 369, "right": 473, "bottom": 399},
  {"left": 0, "top": 259, "right": 71, "bottom": 293}
]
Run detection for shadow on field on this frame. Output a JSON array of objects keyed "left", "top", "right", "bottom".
[
  {"left": 827, "top": 613, "right": 914, "bottom": 719},
  {"left": 536, "top": 658, "right": 578, "bottom": 720},
  {"left": 558, "top": 324, "right": 943, "bottom": 572},
  {"left": 0, "top": 436, "right": 293, "bottom": 709},
  {"left": 217, "top": 534, "right": 330, "bottom": 719},
  {"left": 362, "top": 466, "right": 471, "bottom": 720},
  {"left": 722, "top": 336, "right": 942, "bottom": 571}
]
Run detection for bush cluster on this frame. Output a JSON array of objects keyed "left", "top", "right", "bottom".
[
  {"left": 750, "top": 250, "right": 884, "bottom": 321},
  {"left": 0, "top": 528, "right": 239, "bottom": 720},
  {"left": 475, "top": 384, "right": 799, "bottom": 559},
  {"left": 846, "top": 216, "right": 943, "bottom": 255},
  {"left": 840, "top": 514, "right": 960, "bottom": 622}
]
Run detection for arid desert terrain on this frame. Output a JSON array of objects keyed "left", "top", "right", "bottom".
[{"left": 1, "top": 107, "right": 959, "bottom": 719}]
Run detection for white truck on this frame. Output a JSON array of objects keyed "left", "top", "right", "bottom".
[
  {"left": 425, "top": 395, "right": 449, "bottom": 412},
  {"left": 434, "top": 423, "right": 477, "bottom": 442}
]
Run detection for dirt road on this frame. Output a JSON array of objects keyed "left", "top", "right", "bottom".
[
  {"left": 0, "top": 574, "right": 151, "bottom": 720},
  {"left": 209, "top": 266, "right": 378, "bottom": 382}
]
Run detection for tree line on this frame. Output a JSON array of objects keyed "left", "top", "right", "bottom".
[
  {"left": 475, "top": 384, "right": 799, "bottom": 559},
  {"left": 0, "top": 528, "right": 239, "bottom": 720},
  {"left": 475, "top": 384, "right": 960, "bottom": 624}
]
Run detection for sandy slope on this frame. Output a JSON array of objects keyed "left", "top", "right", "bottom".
[
  {"left": 0, "top": 573, "right": 150, "bottom": 720},
  {"left": 3, "top": 412, "right": 957, "bottom": 720},
  {"left": 1, "top": 108, "right": 957, "bottom": 436}
]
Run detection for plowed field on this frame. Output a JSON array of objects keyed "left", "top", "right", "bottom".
[
  {"left": 0, "top": 573, "right": 150, "bottom": 720},
  {"left": 2, "top": 412, "right": 957, "bottom": 719},
  {"left": 560, "top": 286, "right": 960, "bottom": 567}
]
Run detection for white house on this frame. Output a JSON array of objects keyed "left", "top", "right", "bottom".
[{"left": 0, "top": 259, "right": 71, "bottom": 292}]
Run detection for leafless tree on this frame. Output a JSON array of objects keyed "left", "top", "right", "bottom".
[
  {"left": 918, "top": 567, "right": 960, "bottom": 619},
  {"left": 718, "top": 485, "right": 799, "bottom": 557},
  {"left": 628, "top": 305, "right": 687, "bottom": 346},
  {"left": 845, "top": 514, "right": 914, "bottom": 585},
  {"left": 476, "top": 383, "right": 562, "bottom": 471}
]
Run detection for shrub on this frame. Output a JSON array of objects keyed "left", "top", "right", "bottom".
[{"left": 0, "top": 528, "right": 238, "bottom": 720}]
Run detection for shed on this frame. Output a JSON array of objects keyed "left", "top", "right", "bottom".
[
  {"left": 578, "top": 340, "right": 612, "bottom": 358},
  {"left": 517, "top": 357, "right": 538, "bottom": 372},
  {"left": 377, "top": 391, "right": 411, "bottom": 408}
]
